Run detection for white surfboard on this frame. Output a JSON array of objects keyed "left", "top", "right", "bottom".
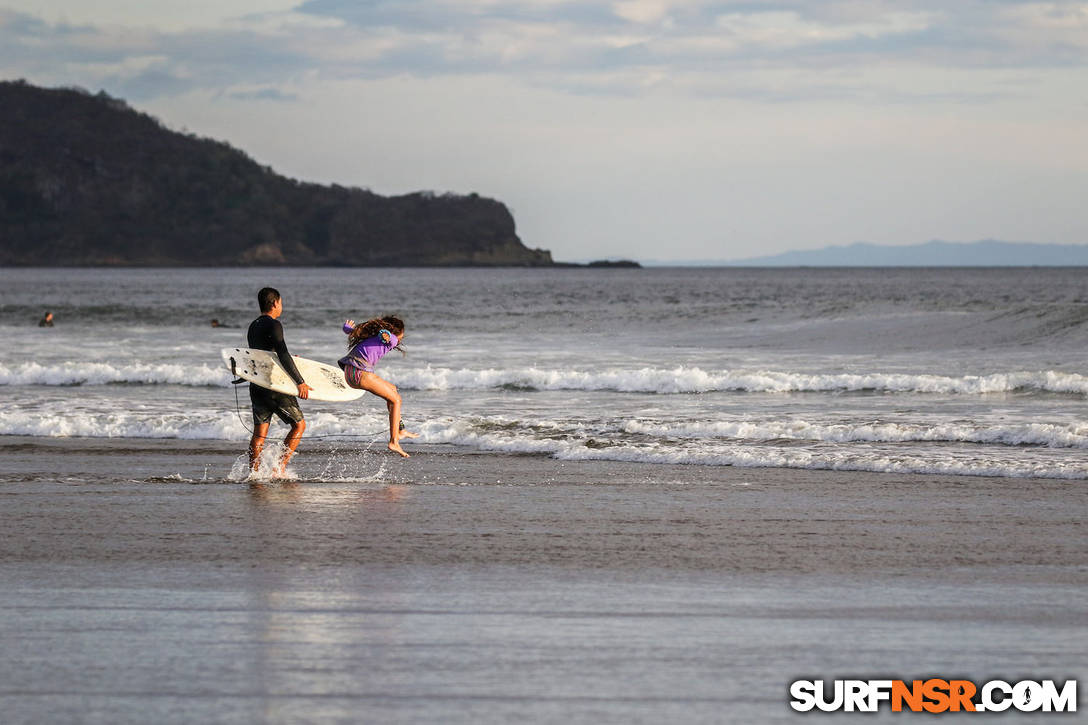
[{"left": 221, "top": 347, "right": 364, "bottom": 402}]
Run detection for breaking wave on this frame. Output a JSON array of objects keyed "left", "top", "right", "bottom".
[
  {"left": 0, "top": 410, "right": 383, "bottom": 441},
  {"left": 2, "top": 408, "right": 1085, "bottom": 479},
  {"left": 5, "top": 362, "right": 1085, "bottom": 397},
  {"left": 417, "top": 418, "right": 1088, "bottom": 480},
  {"left": 390, "top": 366, "right": 1088, "bottom": 396},
  {"left": 622, "top": 419, "right": 1088, "bottom": 449},
  {"left": 0, "top": 362, "right": 228, "bottom": 387}
]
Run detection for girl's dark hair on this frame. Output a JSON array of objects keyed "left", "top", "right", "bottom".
[{"left": 348, "top": 316, "right": 406, "bottom": 352}]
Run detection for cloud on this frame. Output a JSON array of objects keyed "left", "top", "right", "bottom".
[
  {"left": 294, "top": 0, "right": 620, "bottom": 32},
  {"left": 0, "top": 9, "right": 310, "bottom": 99},
  {"left": 222, "top": 86, "right": 300, "bottom": 101},
  {"left": 1, "top": 1, "right": 1085, "bottom": 103},
  {"left": 285, "top": 0, "right": 1088, "bottom": 95}
]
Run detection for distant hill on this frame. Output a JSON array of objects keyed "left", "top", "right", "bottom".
[
  {"left": 727, "top": 240, "right": 1088, "bottom": 267},
  {"left": 0, "top": 80, "right": 552, "bottom": 266}
]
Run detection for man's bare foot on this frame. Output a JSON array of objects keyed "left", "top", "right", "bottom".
[
  {"left": 388, "top": 441, "right": 410, "bottom": 458},
  {"left": 272, "top": 457, "right": 296, "bottom": 479},
  {"left": 399, "top": 429, "right": 420, "bottom": 439}
]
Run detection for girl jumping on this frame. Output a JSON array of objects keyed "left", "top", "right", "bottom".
[{"left": 338, "top": 316, "right": 419, "bottom": 457}]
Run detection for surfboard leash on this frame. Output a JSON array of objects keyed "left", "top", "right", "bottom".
[{"left": 230, "top": 378, "right": 394, "bottom": 440}]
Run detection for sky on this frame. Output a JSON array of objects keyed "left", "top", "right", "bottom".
[{"left": 2, "top": 1, "right": 1087, "bottom": 262}]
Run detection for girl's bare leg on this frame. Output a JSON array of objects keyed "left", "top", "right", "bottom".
[
  {"left": 388, "top": 399, "right": 420, "bottom": 439},
  {"left": 353, "top": 372, "right": 413, "bottom": 457}
]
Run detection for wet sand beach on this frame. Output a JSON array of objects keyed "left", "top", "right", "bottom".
[{"left": 1, "top": 436, "right": 1085, "bottom": 723}]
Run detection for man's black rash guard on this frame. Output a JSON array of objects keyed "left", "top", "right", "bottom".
[{"left": 247, "top": 315, "right": 305, "bottom": 385}]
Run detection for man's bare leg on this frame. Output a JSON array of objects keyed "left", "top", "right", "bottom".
[
  {"left": 275, "top": 420, "right": 306, "bottom": 476},
  {"left": 249, "top": 423, "right": 270, "bottom": 472}
]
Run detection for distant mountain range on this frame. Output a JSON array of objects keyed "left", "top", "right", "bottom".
[{"left": 720, "top": 240, "right": 1088, "bottom": 267}]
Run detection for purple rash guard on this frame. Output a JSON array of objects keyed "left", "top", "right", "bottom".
[{"left": 338, "top": 322, "right": 398, "bottom": 373}]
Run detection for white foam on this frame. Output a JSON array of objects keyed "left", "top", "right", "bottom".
[
  {"left": 0, "top": 409, "right": 391, "bottom": 442},
  {"left": 3, "top": 407, "right": 1085, "bottom": 480},
  {"left": 552, "top": 444, "right": 1088, "bottom": 480},
  {"left": 0, "top": 409, "right": 246, "bottom": 440},
  {"left": 623, "top": 419, "right": 1088, "bottom": 449},
  {"left": 417, "top": 419, "right": 1088, "bottom": 480},
  {"left": 4, "top": 360, "right": 1085, "bottom": 397},
  {"left": 390, "top": 366, "right": 1088, "bottom": 395},
  {"left": 0, "top": 361, "right": 228, "bottom": 387}
]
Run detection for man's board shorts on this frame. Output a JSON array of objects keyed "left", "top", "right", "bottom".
[{"left": 249, "top": 384, "right": 304, "bottom": 426}]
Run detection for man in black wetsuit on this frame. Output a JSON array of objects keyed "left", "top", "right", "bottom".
[{"left": 247, "top": 287, "right": 313, "bottom": 474}]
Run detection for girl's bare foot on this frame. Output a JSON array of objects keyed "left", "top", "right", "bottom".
[
  {"left": 388, "top": 441, "right": 410, "bottom": 458},
  {"left": 399, "top": 429, "right": 420, "bottom": 439}
]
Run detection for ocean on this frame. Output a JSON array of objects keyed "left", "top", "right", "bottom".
[
  {"left": 2, "top": 266, "right": 1087, "bottom": 480},
  {"left": 1, "top": 266, "right": 1085, "bottom": 724}
]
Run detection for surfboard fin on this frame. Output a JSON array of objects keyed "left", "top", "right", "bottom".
[{"left": 229, "top": 356, "right": 246, "bottom": 385}]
